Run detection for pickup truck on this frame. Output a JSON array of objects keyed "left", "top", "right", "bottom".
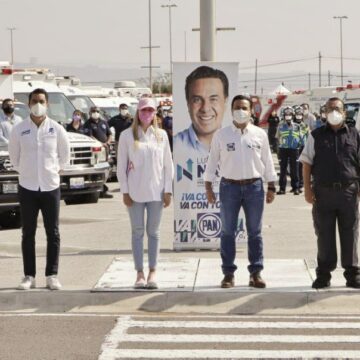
[{"left": 0, "top": 132, "right": 110, "bottom": 228}]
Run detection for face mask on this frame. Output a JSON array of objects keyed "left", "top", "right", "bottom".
[
  {"left": 73, "top": 114, "right": 81, "bottom": 122},
  {"left": 139, "top": 110, "right": 155, "bottom": 125},
  {"left": 91, "top": 112, "right": 100, "bottom": 120},
  {"left": 285, "top": 115, "right": 292, "bottom": 121},
  {"left": 3, "top": 106, "right": 14, "bottom": 115},
  {"left": 327, "top": 110, "right": 343, "bottom": 126},
  {"left": 295, "top": 115, "right": 303, "bottom": 120},
  {"left": 31, "top": 103, "right": 47, "bottom": 117},
  {"left": 120, "top": 109, "right": 128, "bottom": 117},
  {"left": 233, "top": 109, "right": 251, "bottom": 125}
]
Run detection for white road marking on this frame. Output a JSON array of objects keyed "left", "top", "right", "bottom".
[
  {"left": 98, "top": 316, "right": 132, "bottom": 360},
  {"left": 120, "top": 333, "right": 360, "bottom": 343},
  {"left": 98, "top": 349, "right": 360, "bottom": 359},
  {"left": 124, "top": 320, "right": 360, "bottom": 329}
]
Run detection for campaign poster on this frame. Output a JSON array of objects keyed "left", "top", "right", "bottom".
[{"left": 173, "top": 62, "right": 245, "bottom": 250}]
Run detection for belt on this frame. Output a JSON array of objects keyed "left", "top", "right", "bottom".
[
  {"left": 316, "top": 181, "right": 357, "bottom": 190},
  {"left": 222, "top": 177, "right": 260, "bottom": 185}
]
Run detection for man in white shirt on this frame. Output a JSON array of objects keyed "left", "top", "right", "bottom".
[
  {"left": 204, "top": 95, "right": 277, "bottom": 289},
  {"left": 301, "top": 103, "right": 317, "bottom": 131},
  {"left": 0, "top": 99, "right": 22, "bottom": 143},
  {"left": 9, "top": 88, "right": 70, "bottom": 291}
]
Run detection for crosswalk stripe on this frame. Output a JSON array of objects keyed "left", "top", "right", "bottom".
[
  {"left": 127, "top": 320, "right": 360, "bottom": 329},
  {"left": 120, "top": 333, "right": 360, "bottom": 343},
  {"left": 99, "top": 349, "right": 360, "bottom": 359}
]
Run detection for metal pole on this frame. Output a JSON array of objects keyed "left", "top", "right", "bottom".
[
  {"left": 333, "top": 16, "right": 348, "bottom": 86},
  {"left": 319, "top": 51, "right": 322, "bottom": 87},
  {"left": 200, "top": 0, "right": 215, "bottom": 61},
  {"left": 308, "top": 73, "right": 311, "bottom": 90},
  {"left": 184, "top": 31, "right": 187, "bottom": 61},
  {"left": 169, "top": 6, "right": 173, "bottom": 81},
  {"left": 149, "top": 0, "right": 152, "bottom": 90},
  {"left": 328, "top": 70, "right": 331, "bottom": 86},
  {"left": 7, "top": 27, "right": 16, "bottom": 65},
  {"left": 254, "top": 59, "right": 258, "bottom": 94}
]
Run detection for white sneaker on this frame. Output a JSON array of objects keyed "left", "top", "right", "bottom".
[
  {"left": 18, "top": 276, "right": 36, "bottom": 290},
  {"left": 46, "top": 276, "right": 62, "bottom": 290}
]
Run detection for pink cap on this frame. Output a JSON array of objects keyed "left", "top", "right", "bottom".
[{"left": 138, "top": 97, "right": 156, "bottom": 111}]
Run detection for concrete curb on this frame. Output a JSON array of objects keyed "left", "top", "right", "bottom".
[{"left": 1, "top": 290, "right": 360, "bottom": 315}]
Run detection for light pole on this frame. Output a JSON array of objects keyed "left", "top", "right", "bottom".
[
  {"left": 7, "top": 27, "right": 16, "bottom": 65},
  {"left": 161, "top": 2, "right": 177, "bottom": 84},
  {"left": 333, "top": 16, "right": 348, "bottom": 86}
]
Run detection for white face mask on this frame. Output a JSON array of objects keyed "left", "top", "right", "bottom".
[
  {"left": 91, "top": 112, "right": 100, "bottom": 120},
  {"left": 233, "top": 109, "right": 251, "bottom": 125},
  {"left": 120, "top": 109, "right": 128, "bottom": 117},
  {"left": 295, "top": 115, "right": 302, "bottom": 120},
  {"left": 30, "top": 103, "right": 47, "bottom": 117},
  {"left": 327, "top": 110, "right": 343, "bottom": 126},
  {"left": 285, "top": 115, "right": 292, "bottom": 121}
]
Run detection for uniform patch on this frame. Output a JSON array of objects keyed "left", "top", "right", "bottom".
[
  {"left": 48, "top": 127, "right": 54, "bottom": 134},
  {"left": 227, "top": 143, "right": 235, "bottom": 151},
  {"left": 21, "top": 129, "right": 30, "bottom": 136}
]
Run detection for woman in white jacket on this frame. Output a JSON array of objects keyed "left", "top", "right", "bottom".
[{"left": 117, "top": 97, "right": 174, "bottom": 289}]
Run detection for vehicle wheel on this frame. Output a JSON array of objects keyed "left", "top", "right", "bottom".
[{"left": 0, "top": 208, "right": 22, "bottom": 229}]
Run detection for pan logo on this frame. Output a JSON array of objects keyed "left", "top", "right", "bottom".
[
  {"left": 197, "top": 213, "right": 221, "bottom": 238},
  {"left": 176, "top": 159, "right": 193, "bottom": 182}
]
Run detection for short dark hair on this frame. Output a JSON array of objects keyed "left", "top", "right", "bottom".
[
  {"left": 300, "top": 103, "right": 309, "bottom": 109},
  {"left": 231, "top": 95, "right": 253, "bottom": 110},
  {"left": 29, "top": 88, "right": 49, "bottom": 103},
  {"left": 1, "top": 98, "right": 13, "bottom": 109},
  {"left": 185, "top": 65, "right": 229, "bottom": 101},
  {"left": 326, "top": 97, "right": 345, "bottom": 109}
]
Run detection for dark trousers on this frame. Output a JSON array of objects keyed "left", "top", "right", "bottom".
[
  {"left": 298, "top": 146, "right": 304, "bottom": 189},
  {"left": 313, "top": 184, "right": 360, "bottom": 280},
  {"left": 278, "top": 148, "right": 299, "bottom": 191},
  {"left": 268, "top": 128, "right": 278, "bottom": 153},
  {"left": 19, "top": 186, "right": 61, "bottom": 277}
]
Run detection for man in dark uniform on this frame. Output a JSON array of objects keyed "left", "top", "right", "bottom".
[
  {"left": 108, "top": 103, "right": 133, "bottom": 142},
  {"left": 300, "top": 97, "right": 360, "bottom": 289},
  {"left": 84, "top": 106, "right": 113, "bottom": 198}
]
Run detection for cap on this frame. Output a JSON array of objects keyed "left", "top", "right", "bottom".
[{"left": 138, "top": 97, "right": 156, "bottom": 111}]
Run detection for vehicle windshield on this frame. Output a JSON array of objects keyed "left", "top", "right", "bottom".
[
  {"left": 345, "top": 103, "right": 359, "bottom": 122},
  {"left": 100, "top": 107, "right": 119, "bottom": 120},
  {"left": 14, "top": 103, "right": 30, "bottom": 120},
  {"left": 67, "top": 95, "right": 95, "bottom": 118},
  {"left": 15, "top": 92, "right": 75, "bottom": 125}
]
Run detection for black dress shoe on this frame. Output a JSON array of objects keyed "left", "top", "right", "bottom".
[
  {"left": 276, "top": 190, "right": 285, "bottom": 195},
  {"left": 249, "top": 272, "right": 266, "bottom": 288},
  {"left": 221, "top": 274, "right": 234, "bottom": 288},
  {"left": 293, "top": 189, "right": 300, "bottom": 195},
  {"left": 100, "top": 192, "right": 114, "bottom": 199},
  {"left": 312, "top": 277, "right": 330, "bottom": 289},
  {"left": 346, "top": 275, "right": 360, "bottom": 288}
]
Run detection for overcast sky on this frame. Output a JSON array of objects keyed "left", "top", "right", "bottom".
[{"left": 1, "top": 0, "right": 360, "bottom": 88}]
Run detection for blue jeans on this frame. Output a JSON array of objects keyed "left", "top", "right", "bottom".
[
  {"left": 219, "top": 178, "right": 265, "bottom": 275},
  {"left": 127, "top": 200, "right": 163, "bottom": 271}
]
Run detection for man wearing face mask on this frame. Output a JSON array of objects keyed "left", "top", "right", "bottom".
[
  {"left": 204, "top": 95, "right": 277, "bottom": 289},
  {"left": 301, "top": 103, "right": 316, "bottom": 131},
  {"left": 108, "top": 103, "right": 133, "bottom": 143},
  {"left": 84, "top": 106, "right": 113, "bottom": 198},
  {"left": 314, "top": 105, "right": 327, "bottom": 129},
  {"left": 300, "top": 97, "right": 360, "bottom": 289},
  {"left": 267, "top": 109, "right": 280, "bottom": 153},
  {"left": 293, "top": 106, "right": 309, "bottom": 193},
  {"left": 0, "top": 99, "right": 22, "bottom": 143},
  {"left": 9, "top": 88, "right": 70, "bottom": 291},
  {"left": 276, "top": 107, "right": 302, "bottom": 195}
]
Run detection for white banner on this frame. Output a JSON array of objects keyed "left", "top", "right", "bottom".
[{"left": 173, "top": 62, "right": 245, "bottom": 250}]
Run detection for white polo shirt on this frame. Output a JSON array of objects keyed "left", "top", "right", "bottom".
[
  {"left": 203, "top": 123, "right": 277, "bottom": 183},
  {"left": 117, "top": 126, "right": 174, "bottom": 203},
  {"left": 0, "top": 114, "right": 22, "bottom": 143},
  {"left": 9, "top": 116, "right": 70, "bottom": 191}
]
